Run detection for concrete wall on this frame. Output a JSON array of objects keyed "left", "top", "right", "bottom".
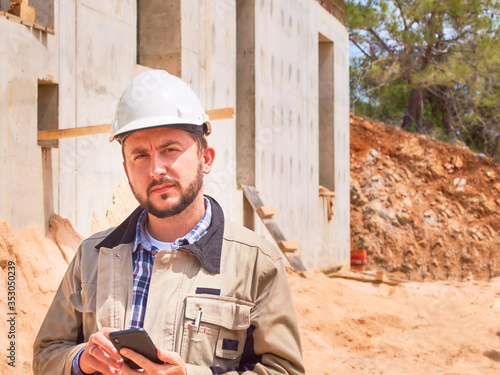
[
  {"left": 135, "top": 0, "right": 239, "bottom": 222},
  {"left": 0, "top": 8, "right": 59, "bottom": 233},
  {"left": 0, "top": 1, "right": 135, "bottom": 236},
  {"left": 180, "top": 0, "right": 239, "bottom": 223},
  {"left": 70, "top": 1, "right": 136, "bottom": 235},
  {"left": 238, "top": 0, "right": 350, "bottom": 268},
  {"left": 316, "top": 5, "right": 351, "bottom": 267},
  {"left": 55, "top": 1, "right": 136, "bottom": 235},
  {"left": 1, "top": 0, "right": 349, "bottom": 267}
]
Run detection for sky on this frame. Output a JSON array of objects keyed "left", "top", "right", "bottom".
[{"left": 349, "top": 40, "right": 364, "bottom": 59}]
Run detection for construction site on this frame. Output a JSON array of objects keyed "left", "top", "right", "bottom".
[{"left": 1, "top": 0, "right": 499, "bottom": 374}]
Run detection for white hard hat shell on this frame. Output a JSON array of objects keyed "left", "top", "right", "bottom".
[{"left": 110, "top": 70, "right": 210, "bottom": 142}]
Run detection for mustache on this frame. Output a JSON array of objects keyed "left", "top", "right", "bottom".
[{"left": 147, "top": 176, "right": 180, "bottom": 193}]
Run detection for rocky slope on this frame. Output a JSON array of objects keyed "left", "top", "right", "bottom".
[{"left": 350, "top": 114, "right": 500, "bottom": 281}]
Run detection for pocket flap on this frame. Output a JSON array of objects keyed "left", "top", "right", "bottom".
[
  {"left": 185, "top": 295, "right": 253, "bottom": 330},
  {"left": 69, "top": 284, "right": 96, "bottom": 313}
]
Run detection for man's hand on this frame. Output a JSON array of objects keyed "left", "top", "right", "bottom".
[
  {"left": 120, "top": 347, "right": 187, "bottom": 375},
  {"left": 80, "top": 328, "right": 123, "bottom": 375}
]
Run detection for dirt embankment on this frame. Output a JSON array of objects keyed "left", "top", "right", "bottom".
[{"left": 350, "top": 114, "right": 500, "bottom": 281}]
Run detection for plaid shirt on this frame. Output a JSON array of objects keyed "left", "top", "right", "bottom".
[
  {"left": 129, "top": 197, "right": 212, "bottom": 328},
  {"left": 72, "top": 198, "right": 212, "bottom": 375}
]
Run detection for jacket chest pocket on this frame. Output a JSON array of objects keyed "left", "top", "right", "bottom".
[{"left": 180, "top": 295, "right": 254, "bottom": 366}]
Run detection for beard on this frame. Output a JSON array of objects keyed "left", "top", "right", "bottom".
[{"left": 130, "top": 161, "right": 204, "bottom": 219}]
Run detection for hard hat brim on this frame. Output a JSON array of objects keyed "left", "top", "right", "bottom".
[{"left": 109, "top": 115, "right": 209, "bottom": 142}]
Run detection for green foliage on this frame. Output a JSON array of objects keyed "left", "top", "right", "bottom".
[{"left": 347, "top": 0, "right": 500, "bottom": 156}]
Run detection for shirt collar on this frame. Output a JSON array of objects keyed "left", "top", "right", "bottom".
[
  {"left": 96, "top": 195, "right": 224, "bottom": 274},
  {"left": 133, "top": 197, "right": 212, "bottom": 252}
]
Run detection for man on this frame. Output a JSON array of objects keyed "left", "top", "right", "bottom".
[{"left": 33, "top": 70, "right": 305, "bottom": 375}]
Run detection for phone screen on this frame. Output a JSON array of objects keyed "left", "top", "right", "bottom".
[{"left": 109, "top": 328, "right": 163, "bottom": 369}]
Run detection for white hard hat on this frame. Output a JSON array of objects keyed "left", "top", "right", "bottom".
[{"left": 110, "top": 70, "right": 211, "bottom": 143}]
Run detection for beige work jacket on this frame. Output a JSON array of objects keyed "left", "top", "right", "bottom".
[{"left": 33, "top": 197, "right": 304, "bottom": 375}]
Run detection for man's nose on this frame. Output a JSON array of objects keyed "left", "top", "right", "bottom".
[{"left": 149, "top": 153, "right": 167, "bottom": 179}]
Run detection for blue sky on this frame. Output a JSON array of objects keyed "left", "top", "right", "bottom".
[{"left": 349, "top": 40, "right": 364, "bottom": 59}]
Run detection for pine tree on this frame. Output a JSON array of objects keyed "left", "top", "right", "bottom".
[{"left": 347, "top": 0, "right": 500, "bottom": 155}]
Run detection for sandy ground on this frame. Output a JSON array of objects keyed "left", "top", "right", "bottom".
[
  {"left": 1, "top": 217, "right": 499, "bottom": 374},
  {"left": 290, "top": 269, "right": 500, "bottom": 375}
]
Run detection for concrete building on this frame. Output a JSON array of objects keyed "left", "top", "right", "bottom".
[{"left": 0, "top": 0, "right": 349, "bottom": 269}]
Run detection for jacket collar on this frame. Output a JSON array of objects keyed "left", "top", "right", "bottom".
[{"left": 95, "top": 195, "right": 225, "bottom": 274}]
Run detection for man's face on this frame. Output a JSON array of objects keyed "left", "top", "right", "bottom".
[{"left": 122, "top": 127, "right": 214, "bottom": 218}]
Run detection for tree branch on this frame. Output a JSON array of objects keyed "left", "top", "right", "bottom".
[
  {"left": 367, "top": 27, "right": 395, "bottom": 55},
  {"left": 393, "top": 0, "right": 409, "bottom": 31},
  {"left": 349, "top": 37, "right": 376, "bottom": 61}
]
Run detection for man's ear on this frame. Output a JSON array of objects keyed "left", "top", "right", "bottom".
[
  {"left": 123, "top": 160, "right": 129, "bottom": 178},
  {"left": 202, "top": 147, "right": 215, "bottom": 174},
  {"left": 121, "top": 144, "right": 129, "bottom": 178}
]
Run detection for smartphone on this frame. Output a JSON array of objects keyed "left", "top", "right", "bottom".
[{"left": 109, "top": 328, "right": 163, "bottom": 370}]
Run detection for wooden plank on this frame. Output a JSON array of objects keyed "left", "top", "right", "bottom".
[
  {"left": 284, "top": 253, "right": 306, "bottom": 274},
  {"left": 0, "top": 10, "right": 53, "bottom": 33},
  {"left": 278, "top": 240, "right": 299, "bottom": 253},
  {"left": 368, "top": 271, "right": 407, "bottom": 284},
  {"left": 36, "top": 107, "right": 235, "bottom": 141},
  {"left": 256, "top": 206, "right": 280, "bottom": 218},
  {"left": 261, "top": 219, "right": 286, "bottom": 242},
  {"left": 318, "top": 185, "right": 337, "bottom": 221},
  {"left": 376, "top": 271, "right": 388, "bottom": 282},
  {"left": 10, "top": 0, "right": 29, "bottom": 6},
  {"left": 319, "top": 191, "right": 339, "bottom": 197},
  {"left": 206, "top": 107, "right": 234, "bottom": 121},
  {"left": 327, "top": 271, "right": 402, "bottom": 286},
  {"left": 241, "top": 185, "right": 264, "bottom": 210},
  {"left": 324, "top": 268, "right": 407, "bottom": 286},
  {"left": 318, "top": 185, "right": 339, "bottom": 197},
  {"left": 37, "top": 124, "right": 112, "bottom": 142},
  {"left": 9, "top": 2, "right": 35, "bottom": 23},
  {"left": 241, "top": 185, "right": 307, "bottom": 275}
]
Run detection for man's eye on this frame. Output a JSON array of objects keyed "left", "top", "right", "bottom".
[{"left": 134, "top": 154, "right": 147, "bottom": 160}]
